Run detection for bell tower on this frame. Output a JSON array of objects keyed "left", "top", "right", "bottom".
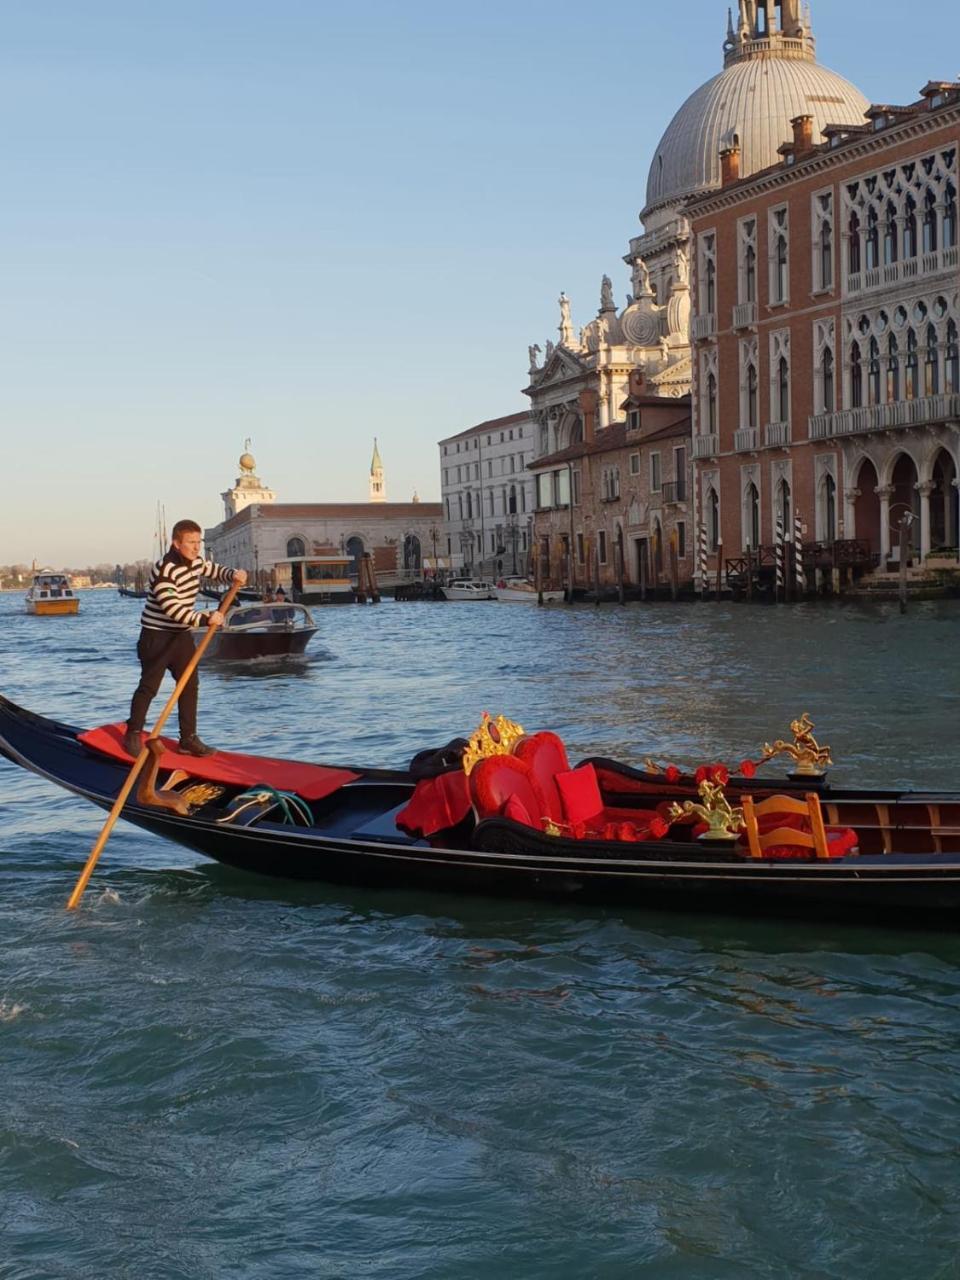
[
  {"left": 369, "top": 438, "right": 386, "bottom": 503},
  {"left": 222, "top": 441, "right": 276, "bottom": 519}
]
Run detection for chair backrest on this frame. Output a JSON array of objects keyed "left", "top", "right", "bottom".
[
  {"left": 512, "top": 732, "right": 570, "bottom": 824},
  {"left": 742, "top": 792, "right": 830, "bottom": 860},
  {"left": 469, "top": 755, "right": 545, "bottom": 827}
]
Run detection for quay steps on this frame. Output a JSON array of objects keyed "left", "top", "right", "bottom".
[{"left": 846, "top": 564, "right": 960, "bottom": 600}]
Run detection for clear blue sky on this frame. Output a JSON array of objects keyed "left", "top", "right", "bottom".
[{"left": 1, "top": 0, "right": 956, "bottom": 564}]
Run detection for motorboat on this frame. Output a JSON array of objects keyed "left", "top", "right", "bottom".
[
  {"left": 441, "top": 579, "right": 495, "bottom": 601},
  {"left": 494, "top": 577, "right": 565, "bottom": 603},
  {"left": 25, "top": 570, "right": 79, "bottom": 616},
  {"left": 3, "top": 699, "right": 960, "bottom": 930},
  {"left": 194, "top": 602, "right": 318, "bottom": 661}
]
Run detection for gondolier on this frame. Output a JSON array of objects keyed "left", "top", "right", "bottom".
[{"left": 124, "top": 519, "right": 247, "bottom": 757}]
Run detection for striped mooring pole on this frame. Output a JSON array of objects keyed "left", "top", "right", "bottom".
[
  {"left": 775, "top": 515, "right": 785, "bottom": 600},
  {"left": 794, "top": 512, "right": 806, "bottom": 595},
  {"left": 698, "top": 523, "right": 709, "bottom": 597}
]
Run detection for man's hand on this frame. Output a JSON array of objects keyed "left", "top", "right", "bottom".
[
  {"left": 234, "top": 569, "right": 248, "bottom": 586},
  {"left": 209, "top": 610, "right": 225, "bottom": 627}
]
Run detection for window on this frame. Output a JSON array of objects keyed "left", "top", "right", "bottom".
[
  {"left": 947, "top": 321, "right": 959, "bottom": 393},
  {"left": 769, "top": 328, "right": 790, "bottom": 421},
  {"left": 747, "top": 364, "right": 758, "bottom": 429},
  {"left": 777, "top": 479, "right": 792, "bottom": 532},
  {"left": 707, "top": 373, "right": 718, "bottom": 432},
  {"left": 508, "top": 485, "right": 517, "bottom": 515},
  {"left": 822, "top": 346, "right": 835, "bottom": 411},
  {"left": 904, "top": 196, "right": 918, "bottom": 259},
  {"left": 286, "top": 537, "right": 306, "bottom": 558},
  {"left": 848, "top": 211, "right": 862, "bottom": 275},
  {"left": 868, "top": 338, "right": 882, "bottom": 405},
  {"left": 886, "top": 335, "right": 900, "bottom": 402},
  {"left": 572, "top": 469, "right": 581, "bottom": 506},
  {"left": 708, "top": 488, "right": 720, "bottom": 551},
  {"left": 677, "top": 522, "right": 686, "bottom": 559},
  {"left": 556, "top": 470, "right": 571, "bottom": 507},
  {"left": 629, "top": 452, "right": 640, "bottom": 475},
  {"left": 945, "top": 183, "right": 957, "bottom": 250},
  {"left": 577, "top": 532, "right": 585, "bottom": 564},
  {"left": 598, "top": 531, "right": 607, "bottom": 564},
  {"left": 745, "top": 482, "right": 760, "bottom": 549},
  {"left": 850, "top": 341, "right": 863, "bottom": 408},
  {"left": 813, "top": 192, "right": 833, "bottom": 290},
  {"left": 738, "top": 217, "right": 757, "bottom": 303},
  {"left": 629, "top": 409, "right": 640, "bottom": 431},
  {"left": 824, "top": 474, "right": 837, "bottom": 543},
  {"left": 926, "top": 325, "right": 940, "bottom": 395},
  {"left": 865, "top": 206, "right": 879, "bottom": 270},
  {"left": 883, "top": 202, "right": 898, "bottom": 265},
  {"left": 674, "top": 447, "right": 686, "bottom": 497},
  {"left": 650, "top": 453, "right": 662, "bottom": 493},
  {"left": 740, "top": 337, "right": 759, "bottom": 430},
  {"left": 769, "top": 206, "right": 789, "bottom": 303},
  {"left": 699, "top": 232, "right": 717, "bottom": 314},
  {"left": 537, "top": 474, "right": 552, "bottom": 509},
  {"left": 923, "top": 190, "right": 938, "bottom": 253},
  {"left": 906, "top": 329, "right": 920, "bottom": 399}
]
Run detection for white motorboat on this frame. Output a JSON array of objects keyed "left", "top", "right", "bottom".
[
  {"left": 441, "top": 579, "right": 495, "bottom": 601},
  {"left": 493, "top": 577, "right": 565, "bottom": 603}
]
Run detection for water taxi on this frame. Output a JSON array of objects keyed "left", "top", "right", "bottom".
[
  {"left": 441, "top": 579, "right": 495, "bottom": 601},
  {"left": 25, "top": 570, "right": 79, "bottom": 616},
  {"left": 195, "top": 602, "right": 318, "bottom": 661},
  {"left": 493, "top": 576, "right": 565, "bottom": 603}
]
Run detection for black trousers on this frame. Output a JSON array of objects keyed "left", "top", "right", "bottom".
[{"left": 128, "top": 628, "right": 200, "bottom": 738}]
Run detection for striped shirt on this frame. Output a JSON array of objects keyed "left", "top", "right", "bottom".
[{"left": 140, "top": 551, "right": 237, "bottom": 632}]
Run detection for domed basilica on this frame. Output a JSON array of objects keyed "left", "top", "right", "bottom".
[{"left": 526, "top": 1, "right": 870, "bottom": 452}]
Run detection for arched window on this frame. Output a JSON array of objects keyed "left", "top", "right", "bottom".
[
  {"left": 887, "top": 334, "right": 900, "bottom": 402},
  {"left": 707, "top": 373, "right": 718, "bottom": 433},
  {"left": 923, "top": 190, "right": 938, "bottom": 254},
  {"left": 745, "top": 483, "right": 760, "bottom": 549},
  {"left": 775, "top": 233, "right": 788, "bottom": 301},
  {"left": 822, "top": 346, "right": 835, "bottom": 412},
  {"left": 883, "top": 202, "right": 898, "bottom": 265},
  {"left": 778, "top": 356, "right": 790, "bottom": 421},
  {"left": 848, "top": 212, "right": 862, "bottom": 274},
  {"left": 906, "top": 329, "right": 919, "bottom": 400},
  {"left": 747, "top": 364, "right": 758, "bottom": 429},
  {"left": 820, "top": 220, "right": 833, "bottom": 289},
  {"left": 777, "top": 479, "right": 792, "bottom": 532},
  {"left": 708, "top": 488, "right": 720, "bottom": 551},
  {"left": 286, "top": 536, "right": 306, "bottom": 558},
  {"left": 945, "top": 184, "right": 958, "bottom": 251},
  {"left": 904, "top": 195, "right": 918, "bottom": 259},
  {"left": 850, "top": 341, "right": 863, "bottom": 408},
  {"left": 868, "top": 338, "right": 882, "bottom": 405},
  {"left": 345, "top": 536, "right": 365, "bottom": 575},
  {"left": 947, "top": 321, "right": 959, "bottom": 394},
  {"left": 706, "top": 257, "right": 716, "bottom": 314},
  {"left": 865, "top": 207, "right": 880, "bottom": 270},
  {"left": 745, "top": 244, "right": 756, "bottom": 302},
  {"left": 926, "top": 324, "right": 940, "bottom": 396},
  {"left": 824, "top": 474, "right": 837, "bottom": 544}
]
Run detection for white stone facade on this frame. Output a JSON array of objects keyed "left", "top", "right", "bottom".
[{"left": 438, "top": 412, "right": 535, "bottom": 574}]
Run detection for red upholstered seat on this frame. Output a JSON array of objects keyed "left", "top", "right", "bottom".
[
  {"left": 469, "top": 755, "right": 546, "bottom": 827},
  {"left": 513, "top": 732, "right": 570, "bottom": 824}
]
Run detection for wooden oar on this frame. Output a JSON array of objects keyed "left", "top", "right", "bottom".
[{"left": 66, "top": 579, "right": 243, "bottom": 911}]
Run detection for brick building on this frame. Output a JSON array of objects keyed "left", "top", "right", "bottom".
[
  {"left": 688, "top": 81, "right": 960, "bottom": 589},
  {"left": 528, "top": 378, "right": 692, "bottom": 594}
]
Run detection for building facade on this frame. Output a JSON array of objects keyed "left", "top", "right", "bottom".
[
  {"left": 439, "top": 411, "right": 536, "bottom": 575},
  {"left": 688, "top": 81, "right": 960, "bottom": 586},
  {"left": 529, "top": 380, "right": 693, "bottom": 593},
  {"left": 206, "top": 448, "right": 442, "bottom": 585}
]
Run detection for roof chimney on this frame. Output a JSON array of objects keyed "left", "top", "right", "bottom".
[
  {"left": 791, "top": 114, "right": 814, "bottom": 155},
  {"left": 720, "top": 142, "right": 741, "bottom": 186}
]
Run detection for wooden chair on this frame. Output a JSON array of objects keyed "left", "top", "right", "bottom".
[{"left": 741, "top": 792, "right": 831, "bottom": 860}]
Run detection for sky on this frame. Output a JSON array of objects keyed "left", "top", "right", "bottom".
[{"left": 1, "top": 0, "right": 957, "bottom": 564}]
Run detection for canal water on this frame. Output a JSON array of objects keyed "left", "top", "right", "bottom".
[{"left": 2, "top": 592, "right": 960, "bottom": 1279}]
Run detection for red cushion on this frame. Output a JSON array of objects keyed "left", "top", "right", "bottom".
[
  {"left": 556, "top": 765, "right": 604, "bottom": 824},
  {"left": 741, "top": 826, "right": 860, "bottom": 860},
  {"left": 513, "top": 733, "right": 570, "bottom": 823},
  {"left": 78, "top": 723, "right": 359, "bottom": 801},
  {"left": 469, "top": 755, "right": 545, "bottom": 825},
  {"left": 502, "top": 794, "right": 535, "bottom": 827},
  {"left": 396, "top": 772, "right": 472, "bottom": 838}
]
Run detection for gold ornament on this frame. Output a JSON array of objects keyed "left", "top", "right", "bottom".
[
  {"left": 761, "top": 713, "right": 833, "bottom": 778},
  {"left": 461, "top": 712, "right": 526, "bottom": 776},
  {"left": 666, "top": 780, "right": 745, "bottom": 842}
]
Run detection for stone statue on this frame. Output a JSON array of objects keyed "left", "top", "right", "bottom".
[
  {"left": 634, "top": 256, "right": 652, "bottom": 296},
  {"left": 675, "top": 245, "right": 689, "bottom": 288},
  {"left": 625, "top": 294, "right": 634, "bottom": 308},
  {"left": 659, "top": 335, "right": 670, "bottom": 363},
  {"left": 600, "top": 275, "right": 614, "bottom": 311},
  {"left": 558, "top": 292, "right": 575, "bottom": 346},
  {"left": 544, "top": 339, "right": 556, "bottom": 361},
  {"left": 528, "top": 344, "right": 542, "bottom": 373}
]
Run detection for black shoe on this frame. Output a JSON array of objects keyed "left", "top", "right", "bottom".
[
  {"left": 178, "top": 734, "right": 216, "bottom": 757},
  {"left": 123, "top": 728, "right": 143, "bottom": 758}
]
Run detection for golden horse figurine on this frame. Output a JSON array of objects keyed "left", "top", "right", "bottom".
[
  {"left": 761, "top": 712, "right": 833, "bottom": 778},
  {"left": 666, "top": 780, "right": 745, "bottom": 842}
]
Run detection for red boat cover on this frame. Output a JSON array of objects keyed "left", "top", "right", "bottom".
[
  {"left": 395, "top": 770, "right": 472, "bottom": 838},
  {"left": 78, "top": 724, "right": 360, "bottom": 801}
]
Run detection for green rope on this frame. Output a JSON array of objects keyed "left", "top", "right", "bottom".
[{"left": 225, "top": 786, "right": 313, "bottom": 826}]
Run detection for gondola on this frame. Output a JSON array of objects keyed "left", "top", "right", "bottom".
[{"left": 2, "top": 694, "right": 960, "bottom": 928}]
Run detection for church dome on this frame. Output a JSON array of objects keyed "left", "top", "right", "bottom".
[{"left": 643, "top": 3, "right": 870, "bottom": 221}]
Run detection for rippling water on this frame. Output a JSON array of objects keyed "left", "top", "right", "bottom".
[{"left": 3, "top": 592, "right": 960, "bottom": 1279}]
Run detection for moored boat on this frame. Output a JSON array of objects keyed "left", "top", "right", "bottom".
[
  {"left": 441, "top": 579, "right": 495, "bottom": 601},
  {"left": 194, "top": 602, "right": 318, "bottom": 661},
  {"left": 493, "top": 577, "right": 565, "bottom": 603},
  {"left": 25, "top": 570, "right": 79, "bottom": 616},
  {"left": 3, "top": 698, "right": 960, "bottom": 929}
]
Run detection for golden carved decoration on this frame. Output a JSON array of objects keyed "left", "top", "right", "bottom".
[
  {"left": 761, "top": 712, "right": 833, "bottom": 778},
  {"left": 461, "top": 712, "right": 526, "bottom": 776},
  {"left": 643, "top": 757, "right": 663, "bottom": 775},
  {"left": 666, "top": 780, "right": 745, "bottom": 842}
]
